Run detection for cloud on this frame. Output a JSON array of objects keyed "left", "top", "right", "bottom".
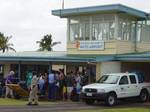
[{"left": 0, "top": 0, "right": 150, "bottom": 51}]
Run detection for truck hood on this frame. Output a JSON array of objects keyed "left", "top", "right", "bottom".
[{"left": 83, "top": 83, "right": 116, "bottom": 89}]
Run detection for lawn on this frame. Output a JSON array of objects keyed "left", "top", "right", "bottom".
[
  {"left": 73, "top": 108, "right": 150, "bottom": 112},
  {"left": 0, "top": 98, "right": 27, "bottom": 106},
  {"left": 0, "top": 98, "right": 149, "bottom": 112},
  {"left": 0, "top": 98, "right": 57, "bottom": 106}
]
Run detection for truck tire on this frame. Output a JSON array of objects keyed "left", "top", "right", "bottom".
[
  {"left": 85, "top": 99, "right": 95, "bottom": 105},
  {"left": 139, "top": 90, "right": 149, "bottom": 102},
  {"left": 106, "top": 93, "right": 117, "bottom": 106}
]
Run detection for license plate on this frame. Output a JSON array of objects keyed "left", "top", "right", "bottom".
[{"left": 86, "top": 93, "right": 92, "bottom": 96}]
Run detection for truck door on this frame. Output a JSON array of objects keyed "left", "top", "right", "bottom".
[
  {"left": 128, "top": 75, "right": 139, "bottom": 97},
  {"left": 117, "top": 75, "right": 130, "bottom": 98}
]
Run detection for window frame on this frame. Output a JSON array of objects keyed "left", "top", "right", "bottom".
[
  {"left": 119, "top": 76, "right": 129, "bottom": 85},
  {"left": 68, "top": 14, "right": 115, "bottom": 42},
  {"left": 129, "top": 75, "right": 137, "bottom": 84}
]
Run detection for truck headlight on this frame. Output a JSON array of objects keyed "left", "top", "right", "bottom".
[{"left": 98, "top": 89, "right": 105, "bottom": 93}]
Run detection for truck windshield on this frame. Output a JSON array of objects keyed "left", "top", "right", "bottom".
[{"left": 97, "top": 75, "right": 120, "bottom": 84}]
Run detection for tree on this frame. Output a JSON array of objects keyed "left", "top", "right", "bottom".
[
  {"left": 36, "top": 34, "right": 61, "bottom": 51},
  {"left": 0, "top": 32, "right": 16, "bottom": 53}
]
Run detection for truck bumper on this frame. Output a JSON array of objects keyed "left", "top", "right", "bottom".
[{"left": 81, "top": 92, "right": 107, "bottom": 101}]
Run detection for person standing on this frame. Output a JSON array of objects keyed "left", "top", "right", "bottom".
[
  {"left": 5, "top": 71, "right": 15, "bottom": 98},
  {"left": 65, "top": 72, "right": 74, "bottom": 100},
  {"left": 27, "top": 72, "right": 39, "bottom": 105},
  {"left": 55, "top": 71, "right": 60, "bottom": 100},
  {"left": 48, "top": 70, "right": 56, "bottom": 101},
  {"left": 26, "top": 71, "right": 33, "bottom": 91},
  {"left": 1, "top": 78, "right": 6, "bottom": 97},
  {"left": 38, "top": 74, "right": 45, "bottom": 95},
  {"left": 42, "top": 72, "right": 48, "bottom": 95},
  {"left": 59, "top": 70, "right": 66, "bottom": 100},
  {"left": 75, "top": 72, "right": 81, "bottom": 95}
]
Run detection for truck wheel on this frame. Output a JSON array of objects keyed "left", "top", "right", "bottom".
[
  {"left": 139, "top": 90, "right": 149, "bottom": 102},
  {"left": 106, "top": 93, "right": 117, "bottom": 106},
  {"left": 85, "top": 100, "right": 95, "bottom": 105}
]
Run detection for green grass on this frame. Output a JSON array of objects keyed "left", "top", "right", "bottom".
[
  {"left": 0, "top": 98, "right": 27, "bottom": 106},
  {"left": 72, "top": 108, "right": 150, "bottom": 112},
  {"left": 0, "top": 98, "right": 149, "bottom": 112},
  {"left": 0, "top": 98, "right": 57, "bottom": 106}
]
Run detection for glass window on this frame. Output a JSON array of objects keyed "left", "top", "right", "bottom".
[
  {"left": 98, "top": 75, "right": 120, "bottom": 84},
  {"left": 69, "top": 15, "right": 115, "bottom": 41},
  {"left": 136, "top": 24, "right": 142, "bottom": 42},
  {"left": 147, "top": 20, "right": 150, "bottom": 25},
  {"left": 70, "top": 24, "right": 79, "bottom": 41},
  {"left": 140, "top": 24, "right": 150, "bottom": 42},
  {"left": 92, "top": 15, "right": 115, "bottom": 41},
  {"left": 92, "top": 23, "right": 103, "bottom": 40},
  {"left": 79, "top": 17, "right": 90, "bottom": 40},
  {"left": 131, "top": 22, "right": 136, "bottom": 42},
  {"left": 69, "top": 17, "right": 90, "bottom": 41},
  {"left": 127, "top": 22, "right": 131, "bottom": 40},
  {"left": 118, "top": 17, "right": 132, "bottom": 41},
  {"left": 102, "top": 22, "right": 109, "bottom": 40},
  {"left": 109, "top": 22, "right": 115, "bottom": 40},
  {"left": 69, "top": 18, "right": 79, "bottom": 41},
  {"left": 79, "top": 23, "right": 90, "bottom": 40},
  {"left": 92, "top": 23, "right": 98, "bottom": 40},
  {"left": 119, "top": 76, "right": 129, "bottom": 85},
  {"left": 85, "top": 23, "right": 90, "bottom": 40},
  {"left": 79, "top": 23, "right": 85, "bottom": 40},
  {"left": 129, "top": 75, "right": 136, "bottom": 84}
]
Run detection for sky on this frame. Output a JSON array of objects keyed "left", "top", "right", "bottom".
[{"left": 0, "top": 0, "right": 150, "bottom": 52}]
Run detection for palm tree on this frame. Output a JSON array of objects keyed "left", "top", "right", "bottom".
[
  {"left": 36, "top": 34, "right": 61, "bottom": 51},
  {"left": 0, "top": 32, "right": 16, "bottom": 53}
]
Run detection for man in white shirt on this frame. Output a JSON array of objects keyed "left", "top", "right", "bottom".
[{"left": 48, "top": 70, "right": 56, "bottom": 100}]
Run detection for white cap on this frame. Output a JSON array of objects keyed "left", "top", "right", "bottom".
[{"left": 10, "top": 71, "right": 15, "bottom": 75}]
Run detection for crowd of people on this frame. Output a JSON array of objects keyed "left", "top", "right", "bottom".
[
  {"left": 0, "top": 69, "right": 89, "bottom": 105},
  {"left": 26, "top": 69, "right": 89, "bottom": 102}
]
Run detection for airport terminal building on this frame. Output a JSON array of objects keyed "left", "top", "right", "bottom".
[{"left": 0, "top": 4, "right": 150, "bottom": 82}]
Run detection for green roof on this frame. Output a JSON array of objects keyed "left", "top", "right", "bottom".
[
  {"left": 0, "top": 51, "right": 92, "bottom": 62},
  {"left": 117, "top": 52, "right": 150, "bottom": 61},
  {"left": 1, "top": 51, "right": 150, "bottom": 62},
  {"left": 0, "top": 51, "right": 115, "bottom": 62},
  {"left": 52, "top": 4, "right": 149, "bottom": 19}
]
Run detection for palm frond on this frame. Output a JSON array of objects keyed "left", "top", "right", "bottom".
[
  {"left": 8, "top": 47, "right": 16, "bottom": 52},
  {"left": 51, "top": 42, "right": 61, "bottom": 47},
  {"left": 36, "top": 34, "right": 61, "bottom": 51},
  {"left": 0, "top": 32, "right": 16, "bottom": 53}
]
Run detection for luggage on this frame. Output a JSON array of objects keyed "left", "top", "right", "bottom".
[{"left": 6, "top": 84, "right": 29, "bottom": 98}]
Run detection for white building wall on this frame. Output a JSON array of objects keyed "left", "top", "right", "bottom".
[
  {"left": 4, "top": 64, "right": 10, "bottom": 78},
  {"left": 100, "top": 61, "right": 121, "bottom": 76},
  {"left": 52, "top": 64, "right": 66, "bottom": 75},
  {"left": 96, "top": 63, "right": 101, "bottom": 80}
]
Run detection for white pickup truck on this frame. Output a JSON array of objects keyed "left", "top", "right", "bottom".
[{"left": 81, "top": 73, "right": 150, "bottom": 106}]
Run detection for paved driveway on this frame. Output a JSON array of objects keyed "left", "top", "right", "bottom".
[{"left": 0, "top": 101, "right": 149, "bottom": 112}]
